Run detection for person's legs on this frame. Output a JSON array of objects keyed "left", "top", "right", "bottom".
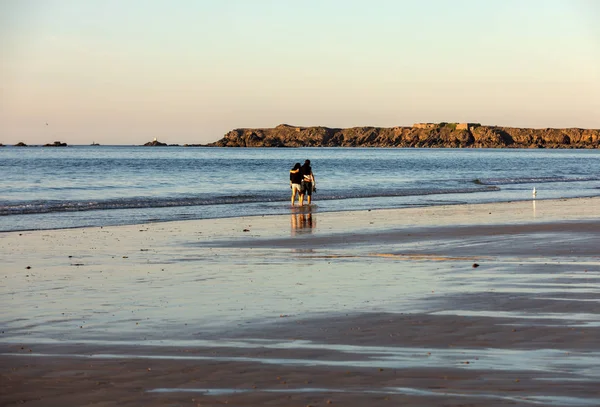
[
  {"left": 291, "top": 184, "right": 301, "bottom": 205},
  {"left": 305, "top": 182, "right": 312, "bottom": 205},
  {"left": 299, "top": 181, "right": 306, "bottom": 206}
]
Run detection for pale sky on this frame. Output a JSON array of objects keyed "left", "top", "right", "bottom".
[{"left": 1, "top": 0, "right": 599, "bottom": 145}]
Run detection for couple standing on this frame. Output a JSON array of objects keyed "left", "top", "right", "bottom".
[{"left": 290, "top": 159, "right": 316, "bottom": 206}]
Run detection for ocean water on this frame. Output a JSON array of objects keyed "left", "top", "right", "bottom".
[{"left": 0, "top": 146, "right": 598, "bottom": 232}]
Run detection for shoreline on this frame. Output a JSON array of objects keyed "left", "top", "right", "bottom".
[
  {"left": 1, "top": 197, "right": 599, "bottom": 406},
  {"left": 2, "top": 144, "right": 600, "bottom": 148},
  {"left": 3, "top": 194, "right": 600, "bottom": 234}
]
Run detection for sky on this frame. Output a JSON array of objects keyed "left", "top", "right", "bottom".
[{"left": 1, "top": 0, "right": 599, "bottom": 145}]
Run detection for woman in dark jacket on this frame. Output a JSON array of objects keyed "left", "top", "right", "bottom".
[{"left": 290, "top": 162, "right": 303, "bottom": 206}]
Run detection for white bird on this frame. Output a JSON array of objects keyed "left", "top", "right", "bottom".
[{"left": 532, "top": 187, "right": 537, "bottom": 198}]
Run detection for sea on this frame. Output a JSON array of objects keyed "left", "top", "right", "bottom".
[{"left": 1, "top": 146, "right": 599, "bottom": 232}]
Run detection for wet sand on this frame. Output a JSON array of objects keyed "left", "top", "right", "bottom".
[{"left": 1, "top": 197, "right": 599, "bottom": 406}]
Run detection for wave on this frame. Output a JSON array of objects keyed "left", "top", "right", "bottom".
[
  {"left": 0, "top": 186, "right": 499, "bottom": 216},
  {"left": 473, "top": 176, "right": 600, "bottom": 186}
]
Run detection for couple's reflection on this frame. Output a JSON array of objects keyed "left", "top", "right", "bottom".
[{"left": 291, "top": 206, "right": 316, "bottom": 236}]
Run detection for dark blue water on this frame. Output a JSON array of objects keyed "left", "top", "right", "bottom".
[{"left": 1, "top": 146, "right": 598, "bottom": 231}]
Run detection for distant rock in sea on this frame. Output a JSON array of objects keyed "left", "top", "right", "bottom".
[
  {"left": 143, "top": 139, "right": 168, "bottom": 146},
  {"left": 91, "top": 142, "right": 100, "bottom": 146},
  {"left": 209, "top": 123, "right": 600, "bottom": 149},
  {"left": 15, "top": 142, "right": 28, "bottom": 147},
  {"left": 44, "top": 141, "right": 68, "bottom": 147}
]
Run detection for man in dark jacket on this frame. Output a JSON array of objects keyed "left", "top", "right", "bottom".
[{"left": 300, "top": 160, "right": 316, "bottom": 205}]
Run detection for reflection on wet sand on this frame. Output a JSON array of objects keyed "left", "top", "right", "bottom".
[
  {"left": 147, "top": 387, "right": 600, "bottom": 406},
  {"left": 291, "top": 207, "right": 316, "bottom": 236}
]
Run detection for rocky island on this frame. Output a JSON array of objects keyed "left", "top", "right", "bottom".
[
  {"left": 144, "top": 139, "right": 168, "bottom": 146},
  {"left": 143, "top": 138, "right": 180, "bottom": 146},
  {"left": 43, "top": 141, "right": 67, "bottom": 147},
  {"left": 210, "top": 123, "right": 600, "bottom": 148}
]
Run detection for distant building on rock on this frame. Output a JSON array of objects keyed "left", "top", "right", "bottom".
[
  {"left": 413, "top": 123, "right": 438, "bottom": 129},
  {"left": 455, "top": 123, "right": 481, "bottom": 131},
  {"left": 413, "top": 122, "right": 481, "bottom": 130}
]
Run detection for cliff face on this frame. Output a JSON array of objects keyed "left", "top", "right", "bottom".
[{"left": 210, "top": 124, "right": 600, "bottom": 148}]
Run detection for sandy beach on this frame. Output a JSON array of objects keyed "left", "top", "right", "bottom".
[{"left": 1, "top": 197, "right": 599, "bottom": 406}]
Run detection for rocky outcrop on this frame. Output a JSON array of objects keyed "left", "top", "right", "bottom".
[
  {"left": 15, "top": 142, "right": 28, "bottom": 147},
  {"left": 210, "top": 123, "right": 600, "bottom": 148},
  {"left": 143, "top": 139, "right": 168, "bottom": 146},
  {"left": 43, "top": 141, "right": 67, "bottom": 147}
]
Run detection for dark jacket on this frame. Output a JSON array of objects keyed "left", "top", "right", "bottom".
[{"left": 290, "top": 168, "right": 302, "bottom": 184}]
